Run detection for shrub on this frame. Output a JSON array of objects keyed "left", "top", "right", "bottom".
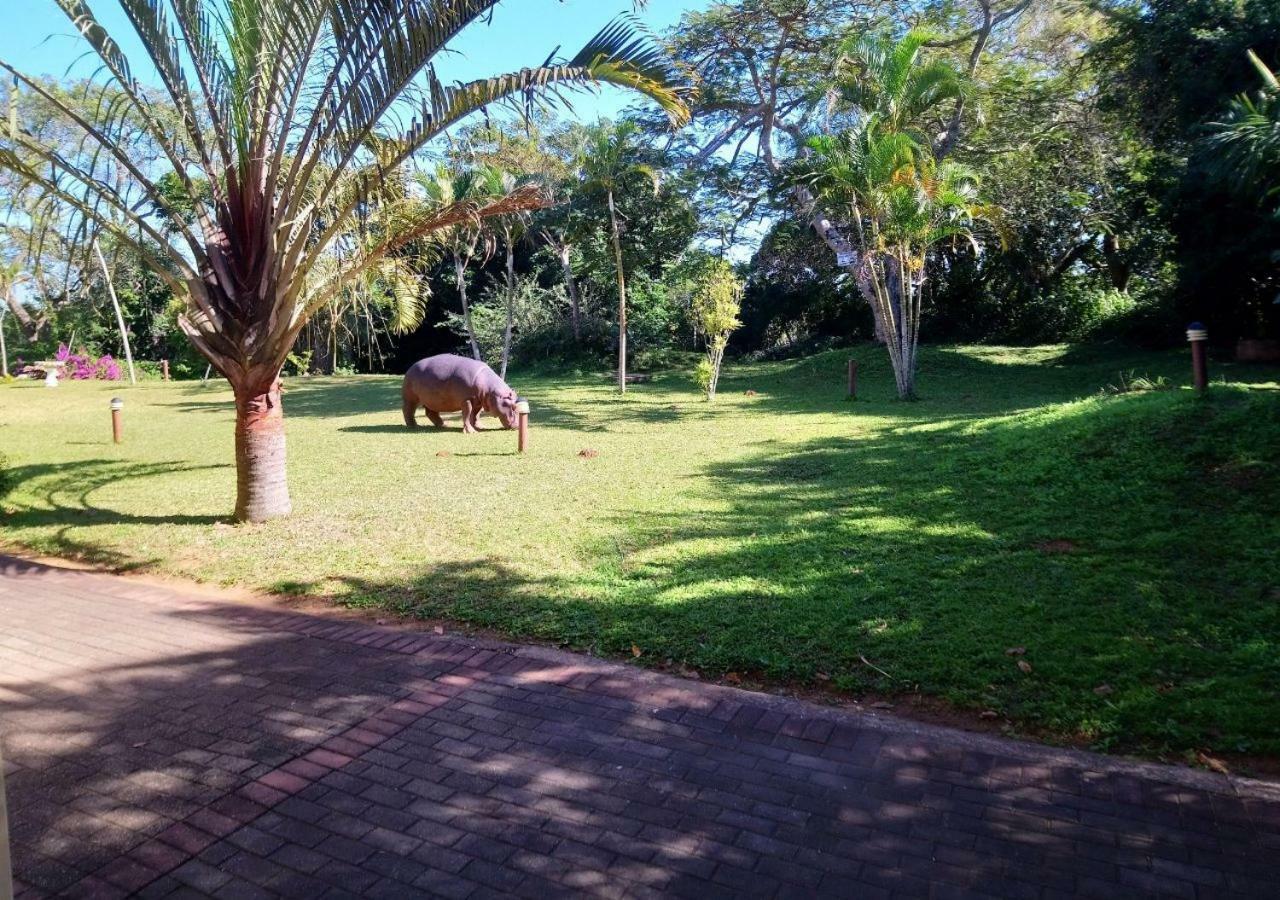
[{"left": 55, "top": 344, "right": 124, "bottom": 380}]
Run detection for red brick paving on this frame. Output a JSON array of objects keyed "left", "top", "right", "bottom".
[{"left": 1, "top": 555, "right": 1278, "bottom": 898}]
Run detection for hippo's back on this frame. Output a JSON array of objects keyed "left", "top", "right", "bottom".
[{"left": 406, "top": 354, "right": 491, "bottom": 387}]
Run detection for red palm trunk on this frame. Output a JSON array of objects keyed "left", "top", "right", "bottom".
[{"left": 232, "top": 376, "right": 291, "bottom": 523}]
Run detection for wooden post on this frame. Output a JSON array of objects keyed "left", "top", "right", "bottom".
[
  {"left": 516, "top": 399, "right": 530, "bottom": 454},
  {"left": 110, "top": 397, "right": 124, "bottom": 444},
  {"left": 1187, "top": 323, "right": 1209, "bottom": 393},
  {"left": 847, "top": 359, "right": 858, "bottom": 400}
]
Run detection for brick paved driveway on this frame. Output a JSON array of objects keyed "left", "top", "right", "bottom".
[{"left": 1, "top": 555, "right": 1278, "bottom": 899}]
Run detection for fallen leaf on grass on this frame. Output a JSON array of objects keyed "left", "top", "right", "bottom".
[
  {"left": 815, "top": 672, "right": 831, "bottom": 682},
  {"left": 1005, "top": 647, "right": 1026, "bottom": 657},
  {"left": 1016, "top": 660, "right": 1033, "bottom": 674},
  {"left": 980, "top": 710, "right": 999, "bottom": 720},
  {"left": 578, "top": 448, "right": 599, "bottom": 459},
  {"left": 1093, "top": 684, "right": 1113, "bottom": 696},
  {"left": 631, "top": 644, "right": 642, "bottom": 658},
  {"left": 435, "top": 450, "right": 451, "bottom": 458},
  {"left": 744, "top": 389, "right": 758, "bottom": 396}
]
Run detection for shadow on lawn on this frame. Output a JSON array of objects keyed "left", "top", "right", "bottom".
[
  {"left": 0, "top": 555, "right": 1084, "bottom": 898},
  {"left": 0, "top": 459, "right": 229, "bottom": 566},
  {"left": 310, "top": 388, "right": 1280, "bottom": 757}
]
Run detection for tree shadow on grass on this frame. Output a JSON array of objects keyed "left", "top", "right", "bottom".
[
  {"left": 1, "top": 460, "right": 229, "bottom": 567},
  {"left": 311, "top": 388, "right": 1280, "bottom": 759}
]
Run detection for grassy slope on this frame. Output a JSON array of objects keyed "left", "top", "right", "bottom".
[{"left": 2, "top": 345, "right": 1277, "bottom": 757}]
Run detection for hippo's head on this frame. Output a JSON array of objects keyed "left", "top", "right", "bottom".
[{"left": 489, "top": 389, "right": 520, "bottom": 430}]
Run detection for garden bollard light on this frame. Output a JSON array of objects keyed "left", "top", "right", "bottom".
[
  {"left": 516, "top": 399, "right": 530, "bottom": 453},
  {"left": 110, "top": 397, "right": 124, "bottom": 444},
  {"left": 847, "top": 358, "right": 858, "bottom": 400},
  {"left": 1187, "top": 322, "right": 1209, "bottom": 393},
  {"left": 161, "top": 359, "right": 170, "bottom": 381}
]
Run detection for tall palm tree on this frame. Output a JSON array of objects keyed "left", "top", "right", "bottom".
[
  {"left": 418, "top": 164, "right": 506, "bottom": 361},
  {"left": 0, "top": 2, "right": 690, "bottom": 522},
  {"left": 792, "top": 120, "right": 988, "bottom": 399},
  {"left": 1206, "top": 50, "right": 1280, "bottom": 214},
  {"left": 577, "top": 121, "right": 660, "bottom": 393},
  {"left": 491, "top": 170, "right": 539, "bottom": 379},
  {"left": 832, "top": 30, "right": 967, "bottom": 152}
]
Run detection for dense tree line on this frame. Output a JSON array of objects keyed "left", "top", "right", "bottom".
[{"left": 4, "top": 0, "right": 1278, "bottom": 389}]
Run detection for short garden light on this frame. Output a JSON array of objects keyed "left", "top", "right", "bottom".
[
  {"left": 1186, "top": 322, "right": 1209, "bottom": 393},
  {"left": 110, "top": 397, "right": 124, "bottom": 444},
  {"left": 516, "top": 399, "right": 530, "bottom": 453}
]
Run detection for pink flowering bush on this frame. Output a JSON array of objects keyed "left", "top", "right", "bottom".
[{"left": 54, "top": 344, "right": 124, "bottom": 380}]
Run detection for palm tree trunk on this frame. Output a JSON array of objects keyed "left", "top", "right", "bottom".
[
  {"left": 500, "top": 240, "right": 515, "bottom": 380},
  {"left": 94, "top": 239, "right": 136, "bottom": 385},
  {"left": 0, "top": 309, "right": 8, "bottom": 378},
  {"left": 557, "top": 243, "right": 582, "bottom": 343},
  {"left": 607, "top": 190, "right": 628, "bottom": 393},
  {"left": 232, "top": 375, "right": 291, "bottom": 524},
  {"left": 455, "top": 255, "right": 481, "bottom": 360}
]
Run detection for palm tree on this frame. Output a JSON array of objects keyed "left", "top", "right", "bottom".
[
  {"left": 577, "top": 121, "right": 660, "bottom": 392},
  {"left": 832, "top": 30, "right": 967, "bottom": 152},
  {"left": 1206, "top": 50, "right": 1280, "bottom": 213},
  {"left": 418, "top": 164, "right": 507, "bottom": 361},
  {"left": 491, "top": 170, "right": 539, "bottom": 379},
  {"left": 792, "top": 120, "right": 988, "bottom": 399},
  {"left": 0, "top": 2, "right": 690, "bottom": 522}
]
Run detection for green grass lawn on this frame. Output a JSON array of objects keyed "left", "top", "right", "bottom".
[{"left": 2, "top": 344, "right": 1278, "bottom": 759}]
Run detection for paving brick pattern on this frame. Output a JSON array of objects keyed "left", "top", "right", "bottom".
[{"left": 1, "top": 556, "right": 1278, "bottom": 898}]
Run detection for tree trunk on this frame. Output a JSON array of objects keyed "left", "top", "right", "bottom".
[
  {"left": 0, "top": 310, "right": 8, "bottom": 378},
  {"left": 455, "top": 256, "right": 481, "bottom": 360},
  {"left": 1103, "top": 234, "right": 1131, "bottom": 292},
  {"left": 94, "top": 238, "right": 136, "bottom": 384},
  {"left": 608, "top": 191, "right": 628, "bottom": 394},
  {"left": 557, "top": 243, "right": 582, "bottom": 343},
  {"left": 499, "top": 241, "right": 515, "bottom": 380},
  {"left": 3, "top": 287, "right": 40, "bottom": 340},
  {"left": 232, "top": 376, "right": 291, "bottom": 524}
]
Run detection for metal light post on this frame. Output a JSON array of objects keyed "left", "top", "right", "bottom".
[
  {"left": 1187, "top": 322, "right": 1209, "bottom": 393},
  {"left": 110, "top": 397, "right": 124, "bottom": 444}
]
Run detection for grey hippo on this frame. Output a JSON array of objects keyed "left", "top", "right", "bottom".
[{"left": 402, "top": 354, "right": 520, "bottom": 433}]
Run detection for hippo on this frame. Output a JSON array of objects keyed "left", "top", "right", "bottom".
[{"left": 402, "top": 354, "right": 520, "bottom": 433}]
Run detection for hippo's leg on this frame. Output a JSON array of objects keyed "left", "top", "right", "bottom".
[
  {"left": 402, "top": 395, "right": 419, "bottom": 427},
  {"left": 468, "top": 401, "right": 484, "bottom": 432},
  {"left": 461, "top": 399, "right": 479, "bottom": 434},
  {"left": 423, "top": 408, "right": 445, "bottom": 428}
]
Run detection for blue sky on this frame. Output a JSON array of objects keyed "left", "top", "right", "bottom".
[{"left": 2, "top": 0, "right": 711, "bottom": 122}]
